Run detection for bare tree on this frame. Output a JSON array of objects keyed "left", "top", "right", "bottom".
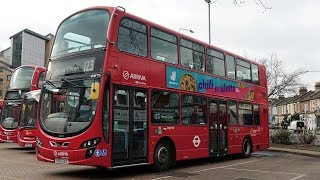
[
  {"left": 233, "top": 0, "right": 272, "bottom": 12},
  {"left": 260, "top": 53, "right": 307, "bottom": 98}
]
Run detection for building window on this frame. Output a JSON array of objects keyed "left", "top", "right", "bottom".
[
  {"left": 12, "top": 34, "right": 23, "bottom": 69},
  {"left": 0, "top": 78, "right": 3, "bottom": 84},
  {"left": 0, "top": 67, "right": 3, "bottom": 72},
  {"left": 150, "top": 28, "right": 178, "bottom": 64},
  {"left": 118, "top": 18, "right": 148, "bottom": 57},
  {"left": 207, "top": 48, "right": 225, "bottom": 76},
  {"left": 180, "top": 38, "right": 205, "bottom": 71},
  {"left": 151, "top": 91, "right": 179, "bottom": 124},
  {"left": 0, "top": 91, "right": 2, "bottom": 97},
  {"left": 182, "top": 95, "right": 207, "bottom": 125}
]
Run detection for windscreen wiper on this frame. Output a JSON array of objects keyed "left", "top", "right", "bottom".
[{"left": 45, "top": 80, "right": 56, "bottom": 87}]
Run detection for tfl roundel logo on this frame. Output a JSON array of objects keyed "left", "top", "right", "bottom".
[{"left": 123, "top": 70, "right": 129, "bottom": 80}]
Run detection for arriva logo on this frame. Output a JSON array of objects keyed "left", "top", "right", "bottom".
[
  {"left": 53, "top": 151, "right": 69, "bottom": 157},
  {"left": 123, "top": 70, "right": 146, "bottom": 81}
]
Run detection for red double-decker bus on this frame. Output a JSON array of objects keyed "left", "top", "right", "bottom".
[
  {"left": 36, "top": 6, "right": 268, "bottom": 171},
  {"left": 0, "top": 66, "right": 45, "bottom": 143},
  {"left": 17, "top": 90, "right": 41, "bottom": 147}
]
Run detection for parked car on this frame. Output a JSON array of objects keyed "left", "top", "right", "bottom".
[{"left": 288, "top": 120, "right": 305, "bottom": 133}]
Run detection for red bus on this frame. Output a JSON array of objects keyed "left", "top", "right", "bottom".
[
  {"left": 0, "top": 66, "right": 46, "bottom": 143},
  {"left": 36, "top": 6, "right": 269, "bottom": 171},
  {"left": 17, "top": 90, "right": 41, "bottom": 147}
]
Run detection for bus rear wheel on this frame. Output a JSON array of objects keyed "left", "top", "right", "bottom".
[
  {"left": 154, "top": 141, "right": 173, "bottom": 172},
  {"left": 241, "top": 138, "right": 252, "bottom": 158}
]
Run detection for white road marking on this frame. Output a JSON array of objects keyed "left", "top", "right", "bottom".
[
  {"left": 225, "top": 167, "right": 303, "bottom": 176},
  {"left": 152, "top": 160, "right": 258, "bottom": 180},
  {"left": 191, "top": 160, "right": 259, "bottom": 173},
  {"left": 290, "top": 174, "right": 306, "bottom": 180},
  {"left": 152, "top": 176, "right": 173, "bottom": 180}
]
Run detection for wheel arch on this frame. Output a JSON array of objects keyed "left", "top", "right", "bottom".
[
  {"left": 243, "top": 135, "right": 253, "bottom": 153},
  {"left": 155, "top": 136, "right": 176, "bottom": 161}
]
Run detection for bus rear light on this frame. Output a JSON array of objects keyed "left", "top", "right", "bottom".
[
  {"left": 80, "top": 138, "right": 101, "bottom": 149},
  {"left": 85, "top": 147, "right": 96, "bottom": 159},
  {"left": 36, "top": 137, "right": 43, "bottom": 147}
]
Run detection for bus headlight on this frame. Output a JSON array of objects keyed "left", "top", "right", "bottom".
[
  {"left": 85, "top": 147, "right": 96, "bottom": 159},
  {"left": 36, "top": 137, "right": 43, "bottom": 147},
  {"left": 80, "top": 138, "right": 101, "bottom": 148}
]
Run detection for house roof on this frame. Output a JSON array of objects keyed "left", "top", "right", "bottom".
[
  {"left": 299, "top": 91, "right": 317, "bottom": 102},
  {"left": 10, "top": 29, "right": 49, "bottom": 41}
]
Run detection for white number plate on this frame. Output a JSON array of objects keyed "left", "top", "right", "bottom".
[
  {"left": 25, "top": 143, "right": 32, "bottom": 147},
  {"left": 54, "top": 158, "right": 69, "bottom": 164}
]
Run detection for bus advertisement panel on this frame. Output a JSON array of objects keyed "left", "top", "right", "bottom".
[{"left": 36, "top": 6, "right": 268, "bottom": 172}]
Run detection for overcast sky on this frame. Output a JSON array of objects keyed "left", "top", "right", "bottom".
[{"left": 0, "top": 0, "right": 319, "bottom": 91}]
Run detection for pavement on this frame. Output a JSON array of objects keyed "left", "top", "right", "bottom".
[{"left": 268, "top": 146, "right": 320, "bottom": 158}]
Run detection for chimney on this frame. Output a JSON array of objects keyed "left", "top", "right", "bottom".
[
  {"left": 315, "top": 82, "right": 320, "bottom": 92},
  {"left": 299, "top": 87, "right": 307, "bottom": 95}
]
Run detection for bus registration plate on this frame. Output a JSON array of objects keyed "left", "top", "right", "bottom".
[
  {"left": 25, "top": 143, "right": 32, "bottom": 147},
  {"left": 54, "top": 158, "right": 69, "bottom": 164}
]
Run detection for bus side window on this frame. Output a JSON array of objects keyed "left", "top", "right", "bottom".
[
  {"left": 228, "top": 101, "right": 237, "bottom": 126},
  {"left": 226, "top": 55, "right": 236, "bottom": 79},
  {"left": 117, "top": 18, "right": 148, "bottom": 57},
  {"left": 150, "top": 28, "right": 178, "bottom": 64},
  {"left": 182, "top": 95, "right": 207, "bottom": 125},
  {"left": 252, "top": 64, "right": 260, "bottom": 85},
  {"left": 207, "top": 48, "right": 225, "bottom": 77},
  {"left": 236, "top": 59, "right": 251, "bottom": 83},
  {"left": 238, "top": 103, "right": 253, "bottom": 126},
  {"left": 151, "top": 91, "right": 179, "bottom": 124},
  {"left": 254, "top": 105, "right": 260, "bottom": 125},
  {"left": 180, "top": 38, "right": 205, "bottom": 72}
]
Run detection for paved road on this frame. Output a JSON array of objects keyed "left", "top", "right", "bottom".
[{"left": 0, "top": 142, "right": 319, "bottom": 180}]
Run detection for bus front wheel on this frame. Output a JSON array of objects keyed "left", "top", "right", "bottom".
[
  {"left": 241, "top": 138, "right": 252, "bottom": 158},
  {"left": 154, "top": 141, "right": 173, "bottom": 172}
]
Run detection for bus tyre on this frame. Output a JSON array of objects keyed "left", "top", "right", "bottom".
[
  {"left": 241, "top": 138, "right": 252, "bottom": 158},
  {"left": 154, "top": 141, "right": 173, "bottom": 172}
]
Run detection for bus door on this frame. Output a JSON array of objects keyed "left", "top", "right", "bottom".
[
  {"left": 112, "top": 86, "right": 148, "bottom": 166},
  {"left": 209, "top": 99, "right": 228, "bottom": 156}
]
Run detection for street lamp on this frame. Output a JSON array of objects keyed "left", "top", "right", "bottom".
[
  {"left": 205, "top": 0, "right": 212, "bottom": 44},
  {"left": 178, "top": 28, "right": 195, "bottom": 33}
]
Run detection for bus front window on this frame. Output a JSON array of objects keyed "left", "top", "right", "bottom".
[
  {"left": 1, "top": 103, "right": 21, "bottom": 129},
  {"left": 20, "top": 91, "right": 40, "bottom": 129},
  {"left": 51, "top": 10, "right": 110, "bottom": 58},
  {"left": 39, "top": 78, "right": 99, "bottom": 136},
  {"left": 8, "top": 67, "right": 34, "bottom": 90}
]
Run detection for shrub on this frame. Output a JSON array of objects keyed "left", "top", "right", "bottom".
[
  {"left": 299, "top": 131, "right": 316, "bottom": 144},
  {"left": 270, "top": 130, "right": 291, "bottom": 145}
]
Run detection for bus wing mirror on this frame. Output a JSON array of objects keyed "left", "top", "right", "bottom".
[
  {"left": 89, "top": 82, "right": 100, "bottom": 100},
  {"left": 7, "top": 75, "right": 11, "bottom": 81}
]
